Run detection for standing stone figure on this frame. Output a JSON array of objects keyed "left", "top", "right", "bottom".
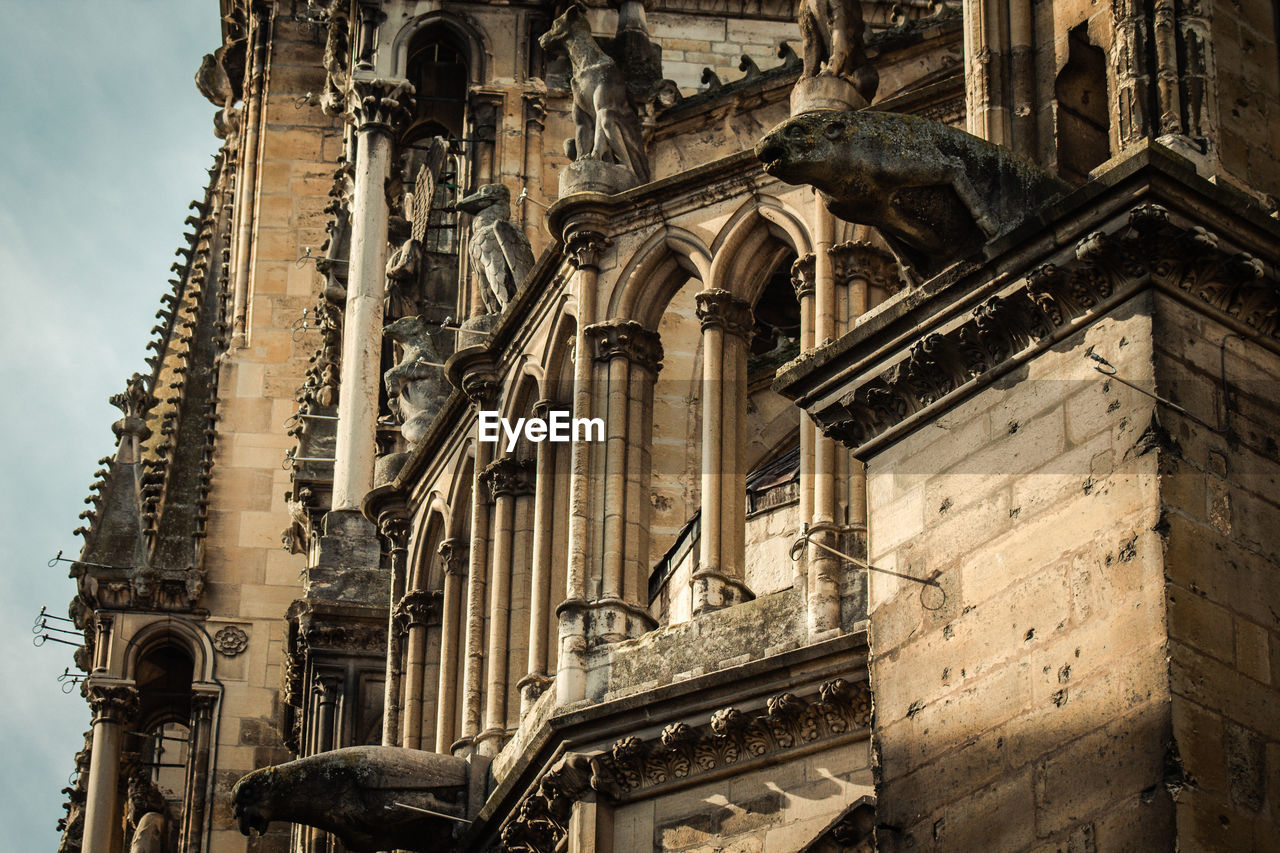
[
  {"left": 383, "top": 315, "right": 450, "bottom": 445},
  {"left": 797, "top": 0, "right": 878, "bottom": 105},
  {"left": 457, "top": 183, "right": 534, "bottom": 314},
  {"left": 539, "top": 4, "right": 651, "bottom": 183}
]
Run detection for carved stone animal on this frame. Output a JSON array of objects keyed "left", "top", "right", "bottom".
[
  {"left": 456, "top": 183, "right": 534, "bottom": 314},
  {"left": 798, "top": 0, "right": 878, "bottom": 102},
  {"left": 539, "top": 5, "right": 650, "bottom": 183},
  {"left": 232, "top": 746, "right": 470, "bottom": 853},
  {"left": 756, "top": 110, "right": 1068, "bottom": 279},
  {"left": 383, "top": 315, "right": 450, "bottom": 445}
]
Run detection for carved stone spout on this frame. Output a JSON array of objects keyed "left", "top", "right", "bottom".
[
  {"left": 231, "top": 745, "right": 470, "bottom": 852},
  {"left": 756, "top": 110, "right": 1068, "bottom": 280}
]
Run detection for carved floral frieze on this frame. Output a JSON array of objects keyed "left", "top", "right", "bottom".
[
  {"left": 811, "top": 204, "right": 1278, "bottom": 448},
  {"left": 498, "top": 677, "right": 870, "bottom": 853}
]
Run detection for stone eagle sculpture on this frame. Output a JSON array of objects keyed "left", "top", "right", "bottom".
[
  {"left": 384, "top": 315, "right": 450, "bottom": 445},
  {"left": 457, "top": 183, "right": 534, "bottom": 315},
  {"left": 538, "top": 4, "right": 651, "bottom": 184},
  {"left": 231, "top": 745, "right": 470, "bottom": 853},
  {"left": 756, "top": 110, "right": 1068, "bottom": 280}
]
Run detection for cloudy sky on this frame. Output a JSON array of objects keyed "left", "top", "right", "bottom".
[{"left": 0, "top": 3, "right": 220, "bottom": 845}]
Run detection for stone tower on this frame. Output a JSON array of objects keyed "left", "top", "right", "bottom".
[{"left": 55, "top": 2, "right": 1278, "bottom": 852}]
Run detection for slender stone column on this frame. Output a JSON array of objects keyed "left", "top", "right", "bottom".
[
  {"left": 520, "top": 401, "right": 558, "bottom": 714},
  {"left": 181, "top": 691, "right": 217, "bottom": 853},
  {"left": 828, "top": 241, "right": 899, "bottom": 536},
  {"left": 459, "top": 375, "right": 497, "bottom": 751},
  {"left": 693, "top": 290, "right": 754, "bottom": 614},
  {"left": 331, "top": 75, "right": 412, "bottom": 512},
  {"left": 377, "top": 507, "right": 410, "bottom": 747},
  {"left": 229, "top": 5, "right": 268, "bottom": 347},
  {"left": 792, "top": 256, "right": 816, "bottom": 590},
  {"left": 477, "top": 457, "right": 533, "bottom": 755},
  {"left": 585, "top": 321, "right": 663, "bottom": 641},
  {"left": 82, "top": 683, "right": 139, "bottom": 853},
  {"left": 520, "top": 94, "right": 547, "bottom": 243},
  {"left": 809, "top": 206, "right": 841, "bottom": 634},
  {"left": 396, "top": 590, "right": 440, "bottom": 749},
  {"left": 557, "top": 231, "right": 608, "bottom": 705},
  {"left": 436, "top": 538, "right": 467, "bottom": 753}
]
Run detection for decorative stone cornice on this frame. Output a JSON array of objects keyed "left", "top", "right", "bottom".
[
  {"left": 481, "top": 457, "right": 536, "bottom": 501},
  {"left": 394, "top": 589, "right": 442, "bottom": 631},
  {"left": 347, "top": 76, "right": 414, "bottom": 134},
  {"left": 695, "top": 289, "right": 754, "bottom": 338},
  {"left": 586, "top": 320, "right": 664, "bottom": 373},
  {"left": 598, "top": 677, "right": 870, "bottom": 794},
  {"left": 438, "top": 537, "right": 469, "bottom": 577},
  {"left": 801, "top": 204, "right": 1277, "bottom": 449},
  {"left": 497, "top": 677, "right": 870, "bottom": 853},
  {"left": 790, "top": 253, "right": 816, "bottom": 299},
  {"left": 829, "top": 240, "right": 904, "bottom": 293},
  {"left": 84, "top": 683, "right": 140, "bottom": 726}
]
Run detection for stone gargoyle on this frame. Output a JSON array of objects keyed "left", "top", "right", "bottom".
[
  {"left": 756, "top": 110, "right": 1068, "bottom": 280},
  {"left": 232, "top": 745, "right": 470, "bottom": 852},
  {"left": 539, "top": 4, "right": 650, "bottom": 183},
  {"left": 384, "top": 315, "right": 450, "bottom": 445}
]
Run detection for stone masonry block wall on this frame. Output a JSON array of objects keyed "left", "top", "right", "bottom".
[
  {"left": 203, "top": 22, "right": 342, "bottom": 853},
  {"left": 865, "top": 296, "right": 1176, "bottom": 851},
  {"left": 1152, "top": 293, "right": 1280, "bottom": 849},
  {"left": 1211, "top": 0, "right": 1280, "bottom": 199}
]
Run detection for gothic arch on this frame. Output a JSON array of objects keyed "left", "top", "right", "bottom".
[
  {"left": 123, "top": 615, "right": 218, "bottom": 686},
  {"left": 709, "top": 197, "right": 811, "bottom": 304},
  {"left": 610, "top": 227, "right": 712, "bottom": 329},
  {"left": 390, "top": 11, "right": 490, "bottom": 84}
]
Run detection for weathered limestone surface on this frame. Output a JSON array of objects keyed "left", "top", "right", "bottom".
[
  {"left": 1153, "top": 293, "right": 1280, "bottom": 849},
  {"left": 202, "top": 20, "right": 342, "bottom": 851},
  {"left": 866, "top": 301, "right": 1175, "bottom": 850}
]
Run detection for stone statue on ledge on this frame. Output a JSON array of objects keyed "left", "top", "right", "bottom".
[
  {"left": 539, "top": 3, "right": 651, "bottom": 192},
  {"left": 756, "top": 110, "right": 1068, "bottom": 280},
  {"left": 384, "top": 314, "right": 450, "bottom": 445},
  {"left": 232, "top": 746, "right": 470, "bottom": 853},
  {"left": 457, "top": 183, "right": 534, "bottom": 315},
  {"left": 794, "top": 0, "right": 878, "bottom": 112}
]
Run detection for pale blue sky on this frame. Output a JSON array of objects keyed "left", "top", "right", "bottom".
[{"left": 0, "top": 3, "right": 220, "bottom": 845}]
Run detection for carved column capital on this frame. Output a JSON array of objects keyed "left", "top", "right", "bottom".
[
  {"left": 379, "top": 516, "right": 411, "bottom": 549},
  {"left": 791, "top": 253, "right": 816, "bottom": 299},
  {"left": 84, "top": 683, "right": 140, "bottom": 726},
  {"left": 481, "top": 457, "right": 536, "bottom": 501},
  {"left": 394, "top": 589, "right": 443, "bottom": 631},
  {"left": 564, "top": 231, "right": 610, "bottom": 271},
  {"left": 438, "top": 538, "right": 469, "bottom": 577},
  {"left": 829, "top": 241, "right": 903, "bottom": 293},
  {"left": 190, "top": 692, "right": 218, "bottom": 716},
  {"left": 523, "top": 92, "right": 547, "bottom": 130},
  {"left": 695, "top": 289, "right": 754, "bottom": 338},
  {"left": 469, "top": 90, "right": 504, "bottom": 141},
  {"left": 461, "top": 373, "right": 500, "bottom": 406},
  {"left": 586, "top": 320, "right": 664, "bottom": 373},
  {"left": 347, "top": 76, "right": 415, "bottom": 135}
]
